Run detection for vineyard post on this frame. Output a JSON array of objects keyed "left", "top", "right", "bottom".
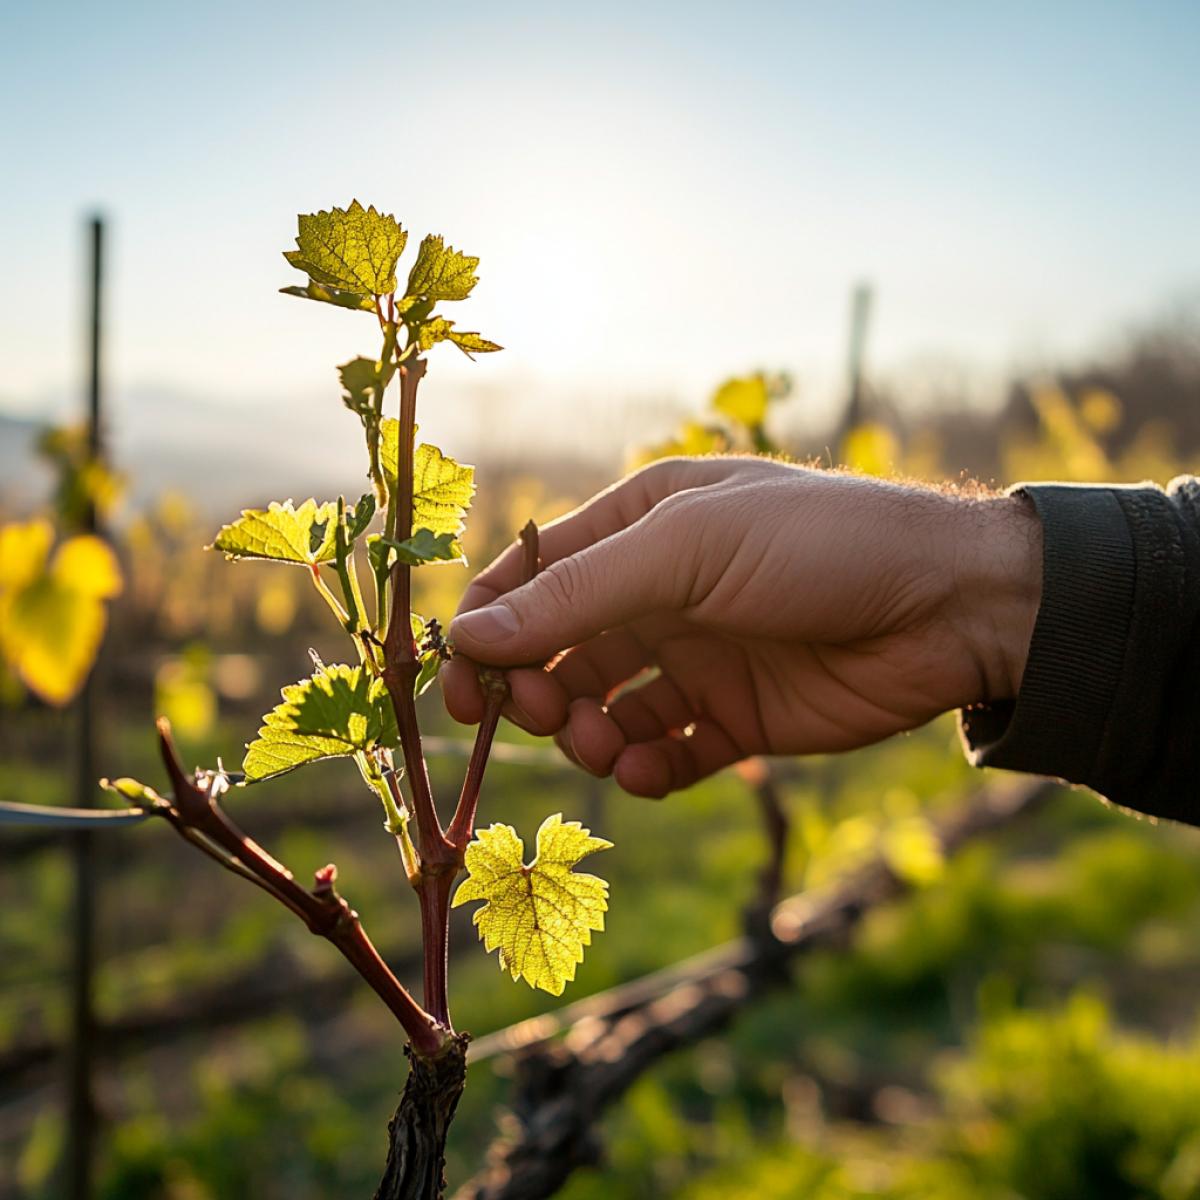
[
  {"left": 66, "top": 212, "right": 105, "bottom": 1200},
  {"left": 834, "top": 280, "right": 873, "bottom": 451}
]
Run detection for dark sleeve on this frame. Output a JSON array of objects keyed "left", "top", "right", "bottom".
[{"left": 959, "top": 476, "right": 1200, "bottom": 824}]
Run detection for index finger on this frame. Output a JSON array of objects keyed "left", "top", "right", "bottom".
[{"left": 453, "top": 457, "right": 733, "bottom": 618}]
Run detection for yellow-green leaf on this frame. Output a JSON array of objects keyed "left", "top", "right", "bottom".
[
  {"left": 404, "top": 234, "right": 479, "bottom": 302},
  {"left": 53, "top": 535, "right": 123, "bottom": 598},
  {"left": 453, "top": 813, "right": 612, "bottom": 995},
  {"left": 882, "top": 816, "right": 945, "bottom": 886},
  {"left": 210, "top": 499, "right": 338, "bottom": 566},
  {"left": 0, "top": 519, "right": 52, "bottom": 590},
  {"left": 629, "top": 420, "right": 730, "bottom": 468},
  {"left": 280, "top": 282, "right": 376, "bottom": 312},
  {"left": 155, "top": 646, "right": 217, "bottom": 741},
  {"left": 415, "top": 316, "right": 502, "bottom": 358},
  {"left": 284, "top": 200, "right": 407, "bottom": 296},
  {"left": 447, "top": 328, "right": 502, "bottom": 357},
  {"left": 840, "top": 422, "right": 900, "bottom": 477},
  {"left": 243, "top": 664, "right": 399, "bottom": 783},
  {"left": 712, "top": 374, "right": 770, "bottom": 430},
  {"left": 0, "top": 523, "right": 123, "bottom": 706},
  {"left": 380, "top": 424, "right": 475, "bottom": 537}
]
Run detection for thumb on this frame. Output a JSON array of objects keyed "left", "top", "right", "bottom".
[{"left": 450, "top": 520, "right": 674, "bottom": 664}]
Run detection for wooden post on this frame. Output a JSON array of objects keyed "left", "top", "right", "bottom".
[
  {"left": 834, "top": 282, "right": 873, "bottom": 451},
  {"left": 65, "top": 213, "right": 104, "bottom": 1200}
]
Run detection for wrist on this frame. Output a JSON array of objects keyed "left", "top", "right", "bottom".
[{"left": 946, "top": 492, "right": 1044, "bottom": 703}]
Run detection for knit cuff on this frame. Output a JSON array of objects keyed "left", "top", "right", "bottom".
[{"left": 960, "top": 484, "right": 1137, "bottom": 785}]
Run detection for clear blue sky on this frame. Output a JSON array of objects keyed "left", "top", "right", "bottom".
[{"left": 2, "top": 0, "right": 1198, "bottom": 456}]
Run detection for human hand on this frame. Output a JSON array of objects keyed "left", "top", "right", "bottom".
[{"left": 441, "top": 457, "right": 1042, "bottom": 798}]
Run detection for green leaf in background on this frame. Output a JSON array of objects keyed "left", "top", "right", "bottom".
[
  {"left": 629, "top": 420, "right": 730, "bottom": 468},
  {"left": 415, "top": 316, "right": 502, "bottom": 358},
  {"left": 380, "top": 424, "right": 475, "bottom": 536},
  {"left": 284, "top": 201, "right": 407, "bottom": 296},
  {"left": 453, "top": 813, "right": 612, "bottom": 996},
  {"left": 711, "top": 374, "right": 770, "bottom": 430},
  {"left": 0, "top": 520, "right": 123, "bottom": 706},
  {"left": 211, "top": 499, "right": 339, "bottom": 566},
  {"left": 404, "top": 234, "right": 480, "bottom": 302},
  {"left": 243, "top": 664, "right": 399, "bottom": 783},
  {"left": 155, "top": 643, "right": 217, "bottom": 741},
  {"left": 279, "top": 281, "right": 376, "bottom": 312}
]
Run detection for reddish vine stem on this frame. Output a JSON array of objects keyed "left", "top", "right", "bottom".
[
  {"left": 447, "top": 676, "right": 506, "bottom": 849},
  {"left": 447, "top": 521, "right": 541, "bottom": 848},
  {"left": 381, "top": 355, "right": 449, "bottom": 867},
  {"left": 416, "top": 873, "right": 457, "bottom": 1028},
  {"left": 152, "top": 719, "right": 444, "bottom": 1058},
  {"left": 377, "top": 352, "right": 459, "bottom": 1031}
]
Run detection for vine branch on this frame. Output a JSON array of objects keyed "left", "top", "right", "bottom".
[{"left": 149, "top": 719, "right": 445, "bottom": 1058}]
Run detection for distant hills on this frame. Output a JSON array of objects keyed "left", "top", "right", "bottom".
[{"left": 0, "top": 381, "right": 629, "bottom": 520}]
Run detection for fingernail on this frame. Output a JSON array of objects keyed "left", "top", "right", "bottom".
[{"left": 453, "top": 604, "right": 521, "bottom": 645}]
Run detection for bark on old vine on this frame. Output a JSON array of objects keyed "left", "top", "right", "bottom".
[{"left": 375, "top": 1037, "right": 470, "bottom": 1200}]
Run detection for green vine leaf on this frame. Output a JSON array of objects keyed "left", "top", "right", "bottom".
[
  {"left": 410, "top": 612, "right": 443, "bottom": 696},
  {"left": 210, "top": 499, "right": 338, "bottom": 566},
  {"left": 346, "top": 492, "right": 376, "bottom": 541},
  {"left": 284, "top": 201, "right": 407, "bottom": 297},
  {"left": 414, "top": 650, "right": 443, "bottom": 696},
  {"left": 445, "top": 328, "right": 503, "bottom": 358},
  {"left": 369, "top": 529, "right": 463, "bottom": 570},
  {"left": 453, "top": 813, "right": 612, "bottom": 995},
  {"left": 339, "top": 355, "right": 396, "bottom": 419},
  {"left": 395, "top": 528, "right": 462, "bottom": 565},
  {"left": 380, "top": 425, "right": 475, "bottom": 537},
  {"left": 280, "top": 281, "right": 376, "bottom": 312},
  {"left": 416, "top": 316, "right": 502, "bottom": 358},
  {"left": 243, "top": 664, "right": 399, "bottom": 783},
  {"left": 404, "top": 234, "right": 480, "bottom": 302},
  {"left": 210, "top": 497, "right": 373, "bottom": 566}
]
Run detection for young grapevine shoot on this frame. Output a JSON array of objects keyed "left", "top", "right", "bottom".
[{"left": 106, "top": 199, "right": 612, "bottom": 1030}]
